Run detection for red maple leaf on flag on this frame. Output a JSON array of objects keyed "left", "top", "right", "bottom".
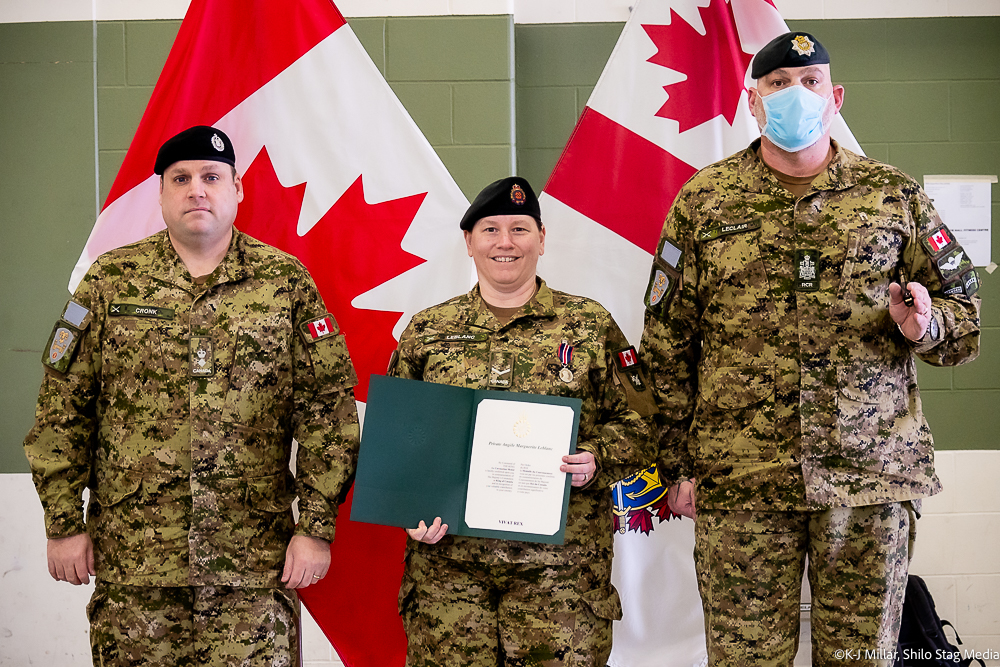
[
  {"left": 627, "top": 508, "right": 655, "bottom": 535},
  {"left": 650, "top": 494, "right": 679, "bottom": 523},
  {"left": 643, "top": 0, "right": 754, "bottom": 132},
  {"left": 235, "top": 147, "right": 427, "bottom": 401}
]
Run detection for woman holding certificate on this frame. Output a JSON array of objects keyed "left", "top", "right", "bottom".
[{"left": 388, "top": 177, "right": 656, "bottom": 666}]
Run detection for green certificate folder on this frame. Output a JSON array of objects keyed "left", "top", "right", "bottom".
[{"left": 351, "top": 375, "right": 582, "bottom": 545}]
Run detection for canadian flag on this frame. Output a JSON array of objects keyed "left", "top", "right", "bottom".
[
  {"left": 618, "top": 348, "right": 638, "bottom": 368},
  {"left": 928, "top": 228, "right": 952, "bottom": 253},
  {"left": 536, "top": 1, "right": 863, "bottom": 665},
  {"left": 69, "top": 0, "right": 471, "bottom": 664},
  {"left": 308, "top": 317, "right": 334, "bottom": 340}
]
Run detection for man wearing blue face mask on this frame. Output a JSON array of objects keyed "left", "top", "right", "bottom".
[{"left": 640, "top": 32, "right": 981, "bottom": 666}]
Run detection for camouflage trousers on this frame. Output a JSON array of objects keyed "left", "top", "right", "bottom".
[
  {"left": 398, "top": 550, "right": 619, "bottom": 667},
  {"left": 694, "top": 503, "right": 915, "bottom": 667},
  {"left": 87, "top": 582, "right": 300, "bottom": 667}
]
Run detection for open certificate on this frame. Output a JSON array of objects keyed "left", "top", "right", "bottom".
[
  {"left": 465, "top": 399, "right": 576, "bottom": 536},
  {"left": 351, "top": 375, "right": 582, "bottom": 544}
]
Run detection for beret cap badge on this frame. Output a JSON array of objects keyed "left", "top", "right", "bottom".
[
  {"left": 510, "top": 183, "right": 526, "bottom": 205},
  {"left": 791, "top": 35, "right": 816, "bottom": 56},
  {"left": 211, "top": 133, "right": 225, "bottom": 152}
]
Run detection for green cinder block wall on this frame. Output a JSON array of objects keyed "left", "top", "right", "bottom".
[{"left": 1, "top": 15, "right": 997, "bottom": 476}]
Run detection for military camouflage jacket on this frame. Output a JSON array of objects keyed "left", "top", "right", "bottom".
[
  {"left": 24, "top": 229, "right": 360, "bottom": 588},
  {"left": 391, "top": 280, "right": 654, "bottom": 566},
  {"left": 640, "top": 140, "right": 981, "bottom": 511}
]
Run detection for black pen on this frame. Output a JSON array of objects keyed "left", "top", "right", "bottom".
[{"left": 898, "top": 268, "right": 914, "bottom": 308}]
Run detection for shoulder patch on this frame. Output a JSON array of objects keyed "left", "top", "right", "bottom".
[
  {"left": 921, "top": 226, "right": 955, "bottom": 257},
  {"left": 42, "top": 300, "right": 93, "bottom": 374},
  {"left": 644, "top": 262, "right": 680, "bottom": 315},
  {"left": 613, "top": 346, "right": 640, "bottom": 372},
  {"left": 943, "top": 268, "right": 980, "bottom": 298},
  {"left": 610, "top": 346, "right": 657, "bottom": 417},
  {"left": 62, "top": 300, "right": 91, "bottom": 328},
  {"left": 43, "top": 324, "right": 81, "bottom": 374},
  {"left": 301, "top": 314, "right": 339, "bottom": 343},
  {"left": 935, "top": 247, "right": 972, "bottom": 283}
]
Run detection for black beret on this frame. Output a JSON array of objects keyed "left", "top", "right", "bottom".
[
  {"left": 750, "top": 32, "right": 830, "bottom": 79},
  {"left": 459, "top": 177, "right": 541, "bottom": 231},
  {"left": 154, "top": 125, "right": 236, "bottom": 175}
]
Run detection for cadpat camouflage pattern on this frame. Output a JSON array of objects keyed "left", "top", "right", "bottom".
[
  {"left": 391, "top": 279, "right": 654, "bottom": 665},
  {"left": 640, "top": 140, "right": 981, "bottom": 511},
  {"left": 24, "top": 229, "right": 360, "bottom": 588},
  {"left": 392, "top": 279, "right": 654, "bottom": 565}
]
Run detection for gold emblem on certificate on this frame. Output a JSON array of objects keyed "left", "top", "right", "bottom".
[{"left": 513, "top": 414, "right": 531, "bottom": 438}]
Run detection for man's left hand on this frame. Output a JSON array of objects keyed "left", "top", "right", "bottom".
[
  {"left": 281, "top": 535, "right": 331, "bottom": 589},
  {"left": 889, "top": 281, "right": 932, "bottom": 341},
  {"left": 561, "top": 451, "right": 597, "bottom": 487}
]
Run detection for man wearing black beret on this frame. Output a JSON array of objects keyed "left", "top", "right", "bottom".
[
  {"left": 24, "top": 125, "right": 361, "bottom": 665},
  {"left": 640, "top": 32, "right": 981, "bottom": 665}
]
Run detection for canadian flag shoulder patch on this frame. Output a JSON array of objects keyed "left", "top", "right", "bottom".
[
  {"left": 614, "top": 346, "right": 639, "bottom": 371},
  {"left": 302, "top": 314, "right": 338, "bottom": 342},
  {"left": 922, "top": 226, "right": 954, "bottom": 256}
]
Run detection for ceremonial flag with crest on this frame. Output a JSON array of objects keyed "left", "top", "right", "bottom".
[
  {"left": 70, "top": 0, "right": 471, "bottom": 664},
  {"left": 535, "top": 1, "right": 862, "bottom": 664}
]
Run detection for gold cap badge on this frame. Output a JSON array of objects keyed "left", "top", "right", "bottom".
[{"left": 791, "top": 35, "right": 815, "bottom": 56}]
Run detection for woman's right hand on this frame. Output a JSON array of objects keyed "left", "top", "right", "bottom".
[{"left": 406, "top": 517, "right": 449, "bottom": 544}]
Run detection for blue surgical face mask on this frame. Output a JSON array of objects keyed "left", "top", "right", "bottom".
[{"left": 759, "top": 85, "right": 832, "bottom": 152}]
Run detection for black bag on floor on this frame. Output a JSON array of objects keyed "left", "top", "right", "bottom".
[{"left": 894, "top": 575, "right": 985, "bottom": 667}]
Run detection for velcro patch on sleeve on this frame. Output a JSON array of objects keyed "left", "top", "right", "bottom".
[
  {"left": 42, "top": 300, "right": 93, "bottom": 374},
  {"left": 943, "top": 268, "right": 980, "bottom": 298},
  {"left": 921, "top": 225, "right": 956, "bottom": 257},
  {"left": 301, "top": 314, "right": 339, "bottom": 343},
  {"left": 644, "top": 261, "right": 680, "bottom": 316},
  {"left": 610, "top": 346, "right": 657, "bottom": 417},
  {"left": 43, "top": 323, "right": 81, "bottom": 374},
  {"left": 645, "top": 237, "right": 683, "bottom": 316},
  {"left": 935, "top": 247, "right": 973, "bottom": 283}
]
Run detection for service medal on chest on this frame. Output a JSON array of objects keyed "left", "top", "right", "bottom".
[{"left": 557, "top": 339, "right": 574, "bottom": 383}]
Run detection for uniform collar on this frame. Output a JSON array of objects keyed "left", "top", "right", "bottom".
[
  {"left": 742, "top": 138, "right": 860, "bottom": 195},
  {"left": 151, "top": 227, "right": 251, "bottom": 292},
  {"left": 463, "top": 277, "right": 557, "bottom": 329}
]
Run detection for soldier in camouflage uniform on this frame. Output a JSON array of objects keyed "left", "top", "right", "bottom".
[
  {"left": 389, "top": 177, "right": 655, "bottom": 666},
  {"left": 640, "top": 33, "right": 981, "bottom": 667},
  {"left": 23, "top": 126, "right": 360, "bottom": 666}
]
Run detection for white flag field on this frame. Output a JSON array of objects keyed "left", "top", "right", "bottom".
[{"left": 536, "top": 1, "right": 861, "bottom": 665}]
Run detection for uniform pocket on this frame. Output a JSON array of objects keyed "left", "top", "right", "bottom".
[
  {"left": 833, "top": 361, "right": 911, "bottom": 469},
  {"left": 695, "top": 366, "right": 775, "bottom": 459},
  {"left": 222, "top": 327, "right": 293, "bottom": 429},
  {"left": 210, "top": 473, "right": 295, "bottom": 573},
  {"left": 101, "top": 319, "right": 172, "bottom": 423},
  {"left": 91, "top": 465, "right": 188, "bottom": 576}
]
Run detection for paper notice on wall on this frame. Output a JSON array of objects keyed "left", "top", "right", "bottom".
[{"left": 924, "top": 175, "right": 996, "bottom": 267}]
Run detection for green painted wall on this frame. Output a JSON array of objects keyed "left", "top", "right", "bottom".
[
  {"left": 0, "top": 22, "right": 98, "bottom": 475},
  {"left": 514, "top": 17, "right": 999, "bottom": 450},
  {"left": 1, "top": 16, "right": 996, "bottom": 476}
]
